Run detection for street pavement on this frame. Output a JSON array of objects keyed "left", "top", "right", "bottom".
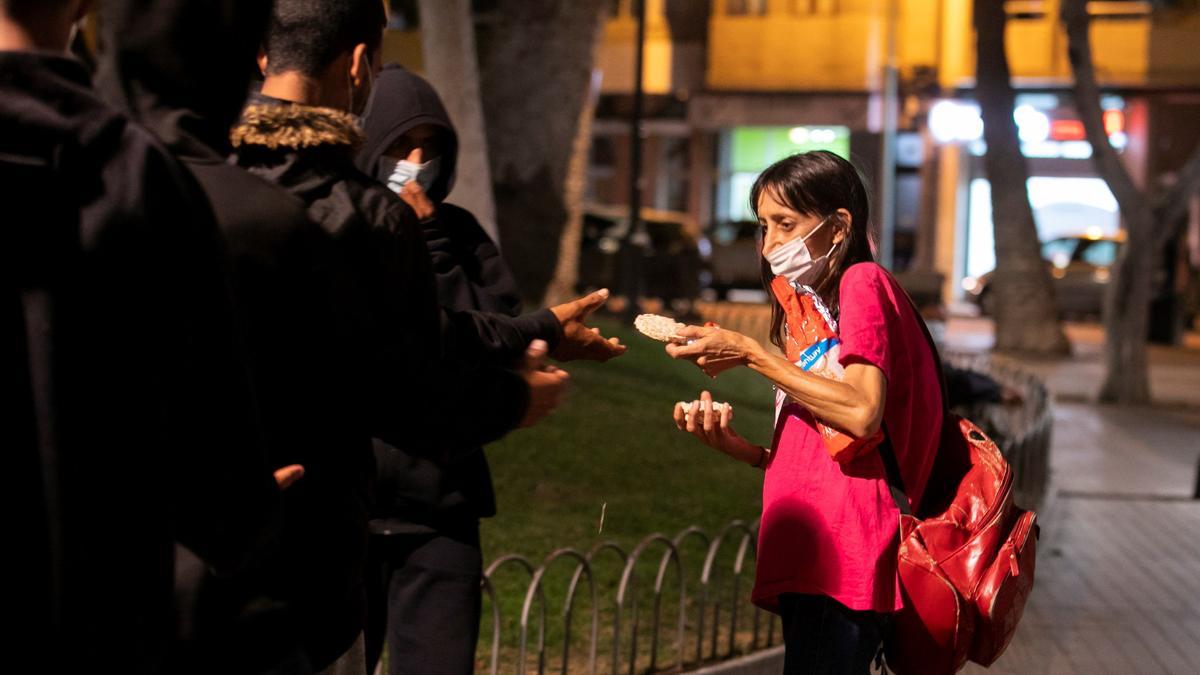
[{"left": 951, "top": 319, "right": 1200, "bottom": 675}]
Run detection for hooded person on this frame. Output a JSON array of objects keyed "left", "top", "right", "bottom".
[
  {"left": 2, "top": 0, "right": 281, "bottom": 671},
  {"left": 354, "top": 64, "right": 541, "bottom": 674},
  {"left": 94, "top": 1, "right": 551, "bottom": 672},
  {"left": 92, "top": 1, "right": 376, "bottom": 671}
]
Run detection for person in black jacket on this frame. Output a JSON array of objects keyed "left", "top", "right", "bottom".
[
  {"left": 353, "top": 64, "right": 559, "bottom": 674},
  {"left": 227, "top": 0, "right": 622, "bottom": 671},
  {"left": 2, "top": 1, "right": 283, "bottom": 672},
  {"left": 92, "top": 1, "right": 370, "bottom": 672}
]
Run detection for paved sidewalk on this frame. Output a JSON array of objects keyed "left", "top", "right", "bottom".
[{"left": 958, "top": 321, "right": 1200, "bottom": 675}]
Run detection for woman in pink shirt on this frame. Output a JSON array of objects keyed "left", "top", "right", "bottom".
[{"left": 668, "top": 151, "right": 942, "bottom": 674}]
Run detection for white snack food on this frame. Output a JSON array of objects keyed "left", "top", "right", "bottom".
[
  {"left": 634, "top": 313, "right": 686, "bottom": 343},
  {"left": 677, "top": 401, "right": 729, "bottom": 414}
]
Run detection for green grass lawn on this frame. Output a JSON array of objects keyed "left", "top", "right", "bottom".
[
  {"left": 475, "top": 317, "right": 779, "bottom": 672},
  {"left": 480, "top": 316, "right": 773, "bottom": 562}
]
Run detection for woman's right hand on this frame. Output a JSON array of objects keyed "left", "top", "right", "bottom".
[{"left": 672, "top": 391, "right": 766, "bottom": 468}]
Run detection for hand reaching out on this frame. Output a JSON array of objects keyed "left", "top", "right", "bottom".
[
  {"left": 664, "top": 325, "right": 755, "bottom": 378},
  {"left": 549, "top": 289, "right": 627, "bottom": 362}
]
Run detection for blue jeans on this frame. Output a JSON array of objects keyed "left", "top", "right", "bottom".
[{"left": 779, "top": 594, "right": 884, "bottom": 675}]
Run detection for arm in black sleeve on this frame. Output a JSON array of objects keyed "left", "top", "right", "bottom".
[
  {"left": 422, "top": 203, "right": 524, "bottom": 316},
  {"left": 151, "top": 157, "right": 279, "bottom": 577},
  {"left": 361, "top": 201, "right": 531, "bottom": 459}
]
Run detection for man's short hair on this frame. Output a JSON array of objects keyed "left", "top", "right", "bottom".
[{"left": 264, "top": 0, "right": 386, "bottom": 76}]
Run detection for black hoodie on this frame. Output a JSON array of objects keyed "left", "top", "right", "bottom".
[
  {"left": 2, "top": 47, "right": 275, "bottom": 673},
  {"left": 357, "top": 65, "right": 533, "bottom": 529},
  {"left": 96, "top": 2, "right": 376, "bottom": 670}
]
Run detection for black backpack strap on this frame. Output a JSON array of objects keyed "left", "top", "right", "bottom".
[{"left": 879, "top": 427, "right": 912, "bottom": 516}]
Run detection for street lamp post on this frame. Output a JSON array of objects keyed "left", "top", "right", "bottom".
[{"left": 621, "top": 0, "right": 648, "bottom": 317}]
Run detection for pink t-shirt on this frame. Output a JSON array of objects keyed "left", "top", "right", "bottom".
[{"left": 751, "top": 262, "right": 942, "bottom": 614}]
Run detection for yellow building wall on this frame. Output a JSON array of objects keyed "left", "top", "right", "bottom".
[
  {"left": 695, "top": 0, "right": 1197, "bottom": 92},
  {"left": 598, "top": 0, "right": 675, "bottom": 94},
  {"left": 382, "top": 29, "right": 424, "bottom": 73}
]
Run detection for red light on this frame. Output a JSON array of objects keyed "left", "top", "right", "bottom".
[
  {"left": 1103, "top": 109, "right": 1124, "bottom": 135},
  {"left": 1050, "top": 119, "right": 1086, "bottom": 141}
]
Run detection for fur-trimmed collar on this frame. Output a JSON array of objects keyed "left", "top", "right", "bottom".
[{"left": 231, "top": 103, "right": 364, "bottom": 151}]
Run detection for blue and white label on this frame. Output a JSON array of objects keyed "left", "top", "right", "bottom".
[{"left": 798, "top": 337, "right": 838, "bottom": 372}]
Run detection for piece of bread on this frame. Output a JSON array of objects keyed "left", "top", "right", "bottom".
[
  {"left": 634, "top": 314, "right": 686, "bottom": 343},
  {"left": 677, "top": 401, "right": 729, "bottom": 414}
]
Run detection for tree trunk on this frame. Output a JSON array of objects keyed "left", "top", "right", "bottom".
[
  {"left": 1061, "top": 0, "right": 1200, "bottom": 402},
  {"left": 417, "top": 0, "right": 500, "bottom": 244},
  {"left": 542, "top": 66, "right": 603, "bottom": 307},
  {"left": 973, "top": 0, "right": 1071, "bottom": 356},
  {"left": 476, "top": 0, "right": 609, "bottom": 304}
]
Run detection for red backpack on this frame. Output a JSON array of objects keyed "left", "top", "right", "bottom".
[{"left": 879, "top": 297, "right": 1040, "bottom": 674}]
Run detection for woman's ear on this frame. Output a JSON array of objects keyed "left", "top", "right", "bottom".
[
  {"left": 257, "top": 49, "right": 268, "bottom": 76},
  {"left": 832, "top": 208, "right": 852, "bottom": 244}
]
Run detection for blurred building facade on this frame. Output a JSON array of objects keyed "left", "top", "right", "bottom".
[
  {"left": 586, "top": 0, "right": 1200, "bottom": 306},
  {"left": 383, "top": 0, "right": 1200, "bottom": 309}
]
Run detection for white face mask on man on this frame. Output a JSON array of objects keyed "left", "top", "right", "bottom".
[
  {"left": 381, "top": 155, "right": 441, "bottom": 195},
  {"left": 764, "top": 215, "right": 839, "bottom": 286}
]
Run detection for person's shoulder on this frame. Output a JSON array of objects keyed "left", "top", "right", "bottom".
[
  {"left": 188, "top": 160, "right": 315, "bottom": 243},
  {"left": 839, "top": 261, "right": 893, "bottom": 290}
]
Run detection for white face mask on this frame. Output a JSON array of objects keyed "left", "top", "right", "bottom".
[
  {"left": 764, "top": 215, "right": 839, "bottom": 285},
  {"left": 382, "top": 156, "right": 441, "bottom": 195}
]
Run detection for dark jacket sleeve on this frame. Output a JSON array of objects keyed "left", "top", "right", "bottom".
[
  {"left": 422, "top": 203, "right": 523, "bottom": 316},
  {"left": 152, "top": 154, "right": 280, "bottom": 576},
  {"left": 364, "top": 200, "right": 530, "bottom": 457},
  {"left": 422, "top": 204, "right": 563, "bottom": 368}
]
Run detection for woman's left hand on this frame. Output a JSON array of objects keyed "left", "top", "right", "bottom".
[{"left": 665, "top": 325, "right": 757, "bottom": 378}]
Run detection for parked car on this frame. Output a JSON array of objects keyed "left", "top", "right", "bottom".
[
  {"left": 963, "top": 232, "right": 1125, "bottom": 318},
  {"left": 577, "top": 205, "right": 702, "bottom": 307},
  {"left": 705, "top": 220, "right": 762, "bottom": 299}
]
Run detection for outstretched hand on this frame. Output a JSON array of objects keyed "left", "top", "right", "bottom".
[
  {"left": 664, "top": 325, "right": 755, "bottom": 378},
  {"left": 549, "top": 289, "right": 627, "bottom": 362}
]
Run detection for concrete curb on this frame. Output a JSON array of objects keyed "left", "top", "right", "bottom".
[{"left": 685, "top": 646, "right": 785, "bottom": 674}]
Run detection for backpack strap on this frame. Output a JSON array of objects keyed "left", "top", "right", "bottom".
[
  {"left": 879, "top": 430, "right": 912, "bottom": 516},
  {"left": 877, "top": 275, "right": 950, "bottom": 518}
]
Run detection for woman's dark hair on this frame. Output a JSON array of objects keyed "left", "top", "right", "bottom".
[{"left": 749, "top": 150, "right": 876, "bottom": 351}]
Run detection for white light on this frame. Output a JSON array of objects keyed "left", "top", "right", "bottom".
[
  {"left": 1014, "top": 105, "right": 1050, "bottom": 143},
  {"left": 788, "top": 126, "right": 811, "bottom": 145},
  {"left": 930, "top": 101, "right": 972, "bottom": 143},
  {"left": 930, "top": 100, "right": 985, "bottom": 144},
  {"left": 1061, "top": 141, "right": 1093, "bottom": 159},
  {"left": 810, "top": 128, "right": 838, "bottom": 143},
  {"left": 1109, "top": 131, "right": 1128, "bottom": 149},
  {"left": 1021, "top": 141, "right": 1062, "bottom": 159}
]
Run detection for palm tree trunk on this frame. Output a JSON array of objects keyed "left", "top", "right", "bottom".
[{"left": 974, "top": 0, "right": 1071, "bottom": 356}]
